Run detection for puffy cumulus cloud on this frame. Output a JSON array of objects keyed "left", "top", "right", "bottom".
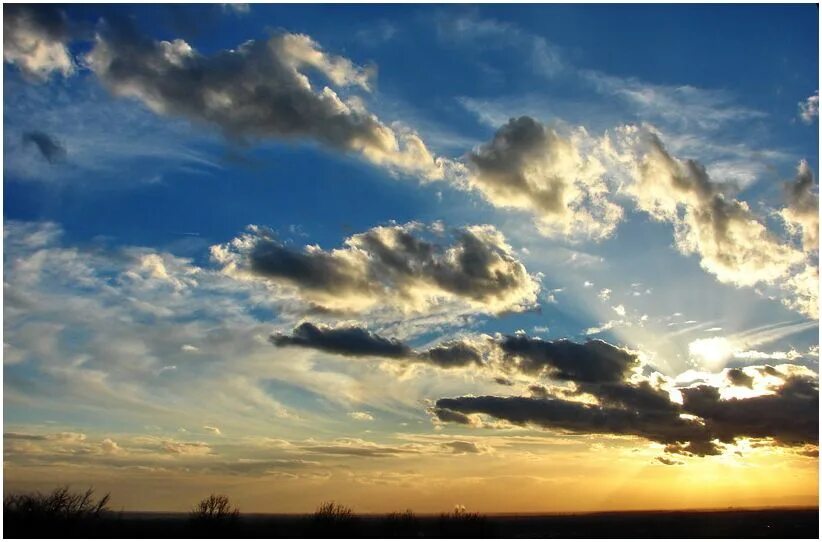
[
  {"left": 632, "top": 133, "right": 804, "bottom": 285},
  {"left": 463, "top": 116, "right": 622, "bottom": 240},
  {"left": 798, "top": 91, "right": 819, "bottom": 124},
  {"left": 3, "top": 4, "right": 75, "bottom": 81},
  {"left": 780, "top": 160, "right": 819, "bottom": 254},
  {"left": 780, "top": 263, "right": 819, "bottom": 319},
  {"left": 605, "top": 126, "right": 816, "bottom": 319},
  {"left": 85, "top": 24, "right": 443, "bottom": 179},
  {"left": 271, "top": 322, "right": 484, "bottom": 369},
  {"left": 212, "top": 222, "right": 540, "bottom": 315}
]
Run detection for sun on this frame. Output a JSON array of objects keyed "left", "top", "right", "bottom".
[{"left": 688, "top": 337, "right": 736, "bottom": 370}]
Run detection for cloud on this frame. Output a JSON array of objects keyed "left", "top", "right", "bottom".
[
  {"left": 656, "top": 456, "right": 683, "bottom": 466},
  {"left": 583, "top": 71, "right": 766, "bottom": 131},
  {"left": 497, "top": 334, "right": 639, "bottom": 383},
  {"left": 3, "top": 4, "right": 75, "bottom": 81},
  {"left": 435, "top": 393, "right": 716, "bottom": 455},
  {"left": 435, "top": 362, "right": 819, "bottom": 457},
  {"left": 436, "top": 11, "right": 563, "bottom": 78},
  {"left": 162, "top": 440, "right": 213, "bottom": 455},
  {"left": 608, "top": 127, "right": 816, "bottom": 318},
  {"left": 463, "top": 116, "right": 623, "bottom": 240},
  {"left": 272, "top": 322, "right": 483, "bottom": 368},
  {"left": 273, "top": 322, "right": 412, "bottom": 359},
  {"left": 298, "top": 438, "right": 421, "bottom": 458},
  {"left": 21, "top": 131, "right": 67, "bottom": 164},
  {"left": 220, "top": 3, "right": 250, "bottom": 15},
  {"left": 780, "top": 160, "right": 819, "bottom": 254},
  {"left": 212, "top": 222, "right": 539, "bottom": 315},
  {"left": 441, "top": 440, "right": 486, "bottom": 454},
  {"left": 681, "top": 375, "right": 818, "bottom": 447},
  {"left": 725, "top": 368, "right": 754, "bottom": 388},
  {"left": 85, "top": 23, "right": 444, "bottom": 179},
  {"left": 348, "top": 411, "right": 374, "bottom": 421},
  {"left": 271, "top": 326, "right": 647, "bottom": 381},
  {"left": 4, "top": 74, "right": 224, "bottom": 185},
  {"left": 798, "top": 91, "right": 819, "bottom": 124},
  {"left": 421, "top": 340, "right": 484, "bottom": 368}
]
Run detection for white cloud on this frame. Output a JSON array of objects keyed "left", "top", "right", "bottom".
[
  {"left": 798, "top": 91, "right": 819, "bottom": 124},
  {"left": 3, "top": 5, "right": 74, "bottom": 82},
  {"left": 460, "top": 117, "right": 623, "bottom": 241}
]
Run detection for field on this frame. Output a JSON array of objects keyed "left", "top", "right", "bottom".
[{"left": 4, "top": 506, "right": 818, "bottom": 538}]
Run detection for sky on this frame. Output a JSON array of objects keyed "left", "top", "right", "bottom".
[{"left": 2, "top": 3, "right": 820, "bottom": 513}]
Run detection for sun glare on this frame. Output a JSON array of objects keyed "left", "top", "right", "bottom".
[{"left": 687, "top": 337, "right": 736, "bottom": 369}]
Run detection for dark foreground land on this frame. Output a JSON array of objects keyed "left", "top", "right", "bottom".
[{"left": 4, "top": 508, "right": 819, "bottom": 538}]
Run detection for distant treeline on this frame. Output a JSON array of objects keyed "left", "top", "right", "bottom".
[
  {"left": 3, "top": 487, "right": 490, "bottom": 538},
  {"left": 3, "top": 487, "right": 818, "bottom": 539}
]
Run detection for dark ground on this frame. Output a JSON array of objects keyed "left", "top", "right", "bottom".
[{"left": 3, "top": 507, "right": 818, "bottom": 538}]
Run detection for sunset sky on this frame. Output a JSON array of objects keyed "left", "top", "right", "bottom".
[{"left": 3, "top": 3, "right": 819, "bottom": 513}]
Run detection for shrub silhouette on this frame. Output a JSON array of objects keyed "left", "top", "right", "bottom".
[
  {"left": 190, "top": 494, "right": 239, "bottom": 522},
  {"left": 437, "top": 505, "right": 493, "bottom": 538},
  {"left": 4, "top": 487, "right": 111, "bottom": 537},
  {"left": 381, "top": 509, "right": 421, "bottom": 537},
  {"left": 188, "top": 493, "right": 240, "bottom": 536},
  {"left": 309, "top": 501, "right": 359, "bottom": 536}
]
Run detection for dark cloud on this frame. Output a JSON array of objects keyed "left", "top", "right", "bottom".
[
  {"left": 680, "top": 375, "right": 818, "bottom": 447},
  {"left": 271, "top": 322, "right": 482, "bottom": 369},
  {"left": 4, "top": 4, "right": 70, "bottom": 40},
  {"left": 726, "top": 368, "right": 754, "bottom": 388},
  {"left": 577, "top": 380, "right": 679, "bottom": 414},
  {"left": 499, "top": 335, "right": 639, "bottom": 382},
  {"left": 433, "top": 341, "right": 818, "bottom": 457},
  {"left": 271, "top": 322, "right": 411, "bottom": 359},
  {"left": 656, "top": 456, "right": 683, "bottom": 466},
  {"left": 435, "top": 393, "right": 718, "bottom": 455},
  {"left": 213, "top": 223, "right": 538, "bottom": 314},
  {"left": 432, "top": 407, "right": 475, "bottom": 426},
  {"left": 420, "top": 341, "right": 483, "bottom": 368},
  {"left": 528, "top": 384, "right": 549, "bottom": 397},
  {"left": 85, "top": 22, "right": 442, "bottom": 178},
  {"left": 22, "top": 131, "right": 67, "bottom": 163}
]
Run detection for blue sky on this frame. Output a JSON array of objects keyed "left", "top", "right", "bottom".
[{"left": 3, "top": 4, "right": 819, "bottom": 512}]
